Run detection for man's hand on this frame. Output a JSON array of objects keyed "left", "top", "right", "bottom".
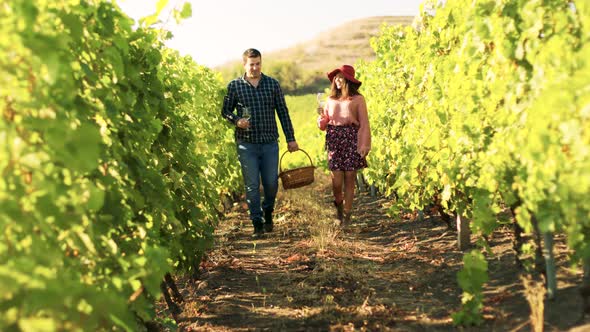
[
  {"left": 236, "top": 118, "right": 250, "bottom": 129},
  {"left": 287, "top": 141, "right": 299, "bottom": 152}
]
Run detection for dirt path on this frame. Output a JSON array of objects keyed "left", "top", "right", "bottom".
[{"left": 157, "top": 174, "right": 589, "bottom": 331}]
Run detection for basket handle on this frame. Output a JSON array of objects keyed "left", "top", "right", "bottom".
[{"left": 279, "top": 149, "right": 315, "bottom": 173}]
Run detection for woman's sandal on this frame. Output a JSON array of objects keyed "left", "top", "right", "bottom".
[{"left": 343, "top": 211, "right": 352, "bottom": 225}]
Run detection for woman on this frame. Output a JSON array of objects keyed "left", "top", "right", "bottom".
[{"left": 317, "top": 64, "right": 371, "bottom": 224}]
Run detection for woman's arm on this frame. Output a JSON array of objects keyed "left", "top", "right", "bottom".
[
  {"left": 317, "top": 103, "right": 329, "bottom": 131},
  {"left": 356, "top": 96, "right": 371, "bottom": 157}
]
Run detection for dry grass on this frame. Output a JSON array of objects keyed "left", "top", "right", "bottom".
[
  {"left": 310, "top": 218, "right": 342, "bottom": 253},
  {"left": 160, "top": 172, "right": 589, "bottom": 331},
  {"left": 271, "top": 176, "right": 389, "bottom": 327}
]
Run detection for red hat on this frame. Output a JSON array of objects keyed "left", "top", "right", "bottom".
[{"left": 327, "top": 65, "right": 361, "bottom": 85}]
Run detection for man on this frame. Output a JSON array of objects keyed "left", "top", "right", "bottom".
[{"left": 221, "top": 48, "right": 299, "bottom": 237}]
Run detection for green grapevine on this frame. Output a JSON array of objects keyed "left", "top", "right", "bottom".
[
  {"left": 359, "top": 0, "right": 589, "bottom": 324},
  {"left": 0, "top": 1, "right": 240, "bottom": 330}
]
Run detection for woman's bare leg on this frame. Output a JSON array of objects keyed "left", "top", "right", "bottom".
[
  {"left": 343, "top": 170, "right": 357, "bottom": 213},
  {"left": 331, "top": 171, "right": 344, "bottom": 203}
]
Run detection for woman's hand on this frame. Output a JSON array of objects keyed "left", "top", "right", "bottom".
[
  {"left": 357, "top": 146, "right": 370, "bottom": 158},
  {"left": 317, "top": 114, "right": 329, "bottom": 130}
]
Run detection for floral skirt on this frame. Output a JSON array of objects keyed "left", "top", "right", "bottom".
[{"left": 325, "top": 125, "right": 368, "bottom": 171}]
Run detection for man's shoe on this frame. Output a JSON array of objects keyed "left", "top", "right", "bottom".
[
  {"left": 252, "top": 221, "right": 264, "bottom": 238},
  {"left": 263, "top": 222, "right": 273, "bottom": 232},
  {"left": 263, "top": 209, "right": 273, "bottom": 232}
]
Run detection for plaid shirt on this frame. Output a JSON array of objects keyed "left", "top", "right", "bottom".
[{"left": 221, "top": 73, "right": 296, "bottom": 143}]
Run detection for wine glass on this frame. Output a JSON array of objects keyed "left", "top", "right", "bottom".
[
  {"left": 316, "top": 92, "right": 325, "bottom": 114},
  {"left": 242, "top": 106, "right": 251, "bottom": 130}
]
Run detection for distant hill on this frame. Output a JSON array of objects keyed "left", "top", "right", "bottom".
[
  {"left": 216, "top": 16, "right": 414, "bottom": 94},
  {"left": 265, "top": 16, "right": 414, "bottom": 72}
]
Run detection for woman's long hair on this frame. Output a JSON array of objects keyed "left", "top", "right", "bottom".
[{"left": 329, "top": 76, "right": 361, "bottom": 99}]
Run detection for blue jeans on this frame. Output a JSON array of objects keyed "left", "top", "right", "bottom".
[{"left": 236, "top": 140, "right": 279, "bottom": 224}]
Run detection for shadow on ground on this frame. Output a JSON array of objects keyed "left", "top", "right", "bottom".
[{"left": 156, "top": 173, "right": 590, "bottom": 332}]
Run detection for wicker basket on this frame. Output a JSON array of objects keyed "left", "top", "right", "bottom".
[{"left": 279, "top": 149, "right": 315, "bottom": 190}]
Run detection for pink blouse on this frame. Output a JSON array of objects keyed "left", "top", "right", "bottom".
[{"left": 318, "top": 95, "right": 371, "bottom": 152}]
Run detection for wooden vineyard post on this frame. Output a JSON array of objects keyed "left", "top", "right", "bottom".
[
  {"left": 581, "top": 257, "right": 590, "bottom": 314},
  {"left": 356, "top": 172, "right": 366, "bottom": 192},
  {"left": 370, "top": 184, "right": 377, "bottom": 197},
  {"left": 457, "top": 214, "right": 471, "bottom": 251},
  {"left": 542, "top": 232, "right": 556, "bottom": 300}
]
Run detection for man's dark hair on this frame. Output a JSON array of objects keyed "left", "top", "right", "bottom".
[{"left": 242, "top": 48, "right": 262, "bottom": 63}]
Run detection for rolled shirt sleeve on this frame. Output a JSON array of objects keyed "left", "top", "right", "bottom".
[
  {"left": 273, "top": 80, "right": 296, "bottom": 142},
  {"left": 221, "top": 83, "right": 240, "bottom": 125}
]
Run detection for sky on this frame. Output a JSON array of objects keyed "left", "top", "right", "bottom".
[{"left": 117, "top": 0, "right": 424, "bottom": 68}]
